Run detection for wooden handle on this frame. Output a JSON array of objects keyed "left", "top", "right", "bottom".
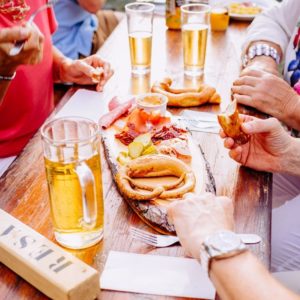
[{"left": 0, "top": 209, "right": 100, "bottom": 300}]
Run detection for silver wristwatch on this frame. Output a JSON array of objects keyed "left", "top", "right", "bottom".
[
  {"left": 200, "top": 230, "right": 247, "bottom": 276},
  {"left": 242, "top": 43, "right": 280, "bottom": 68}
]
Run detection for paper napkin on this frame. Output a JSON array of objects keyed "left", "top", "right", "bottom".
[{"left": 100, "top": 251, "right": 215, "bottom": 299}]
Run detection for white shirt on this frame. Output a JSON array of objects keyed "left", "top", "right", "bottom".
[{"left": 244, "top": 0, "right": 300, "bottom": 85}]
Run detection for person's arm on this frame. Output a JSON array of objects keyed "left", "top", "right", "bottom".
[
  {"left": 242, "top": 41, "right": 282, "bottom": 76},
  {"left": 0, "top": 69, "right": 15, "bottom": 106},
  {"left": 211, "top": 251, "right": 299, "bottom": 300},
  {"left": 280, "top": 137, "right": 300, "bottom": 177},
  {"left": 232, "top": 68, "right": 300, "bottom": 130},
  {"left": 77, "top": 0, "right": 105, "bottom": 13},
  {"left": 242, "top": 0, "right": 300, "bottom": 74},
  {"left": 167, "top": 194, "right": 300, "bottom": 300}
]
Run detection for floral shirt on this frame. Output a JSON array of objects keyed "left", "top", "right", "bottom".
[{"left": 287, "top": 22, "right": 300, "bottom": 92}]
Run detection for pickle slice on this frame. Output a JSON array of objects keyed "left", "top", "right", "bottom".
[
  {"left": 134, "top": 133, "right": 152, "bottom": 148},
  {"left": 142, "top": 144, "right": 158, "bottom": 156},
  {"left": 128, "top": 141, "right": 144, "bottom": 159}
]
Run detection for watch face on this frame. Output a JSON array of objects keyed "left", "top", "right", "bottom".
[{"left": 208, "top": 231, "right": 242, "bottom": 252}]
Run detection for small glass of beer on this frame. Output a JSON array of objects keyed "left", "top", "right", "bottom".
[
  {"left": 41, "top": 117, "right": 104, "bottom": 249},
  {"left": 125, "top": 2, "right": 155, "bottom": 75},
  {"left": 181, "top": 3, "right": 211, "bottom": 77}
]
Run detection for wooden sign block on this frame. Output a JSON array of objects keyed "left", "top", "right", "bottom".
[{"left": 0, "top": 209, "right": 100, "bottom": 300}]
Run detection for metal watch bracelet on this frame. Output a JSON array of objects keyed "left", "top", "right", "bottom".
[
  {"left": 0, "top": 71, "right": 16, "bottom": 81},
  {"left": 199, "top": 230, "right": 247, "bottom": 276},
  {"left": 242, "top": 43, "right": 280, "bottom": 68}
]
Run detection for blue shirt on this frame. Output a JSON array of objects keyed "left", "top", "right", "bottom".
[{"left": 52, "top": 0, "right": 98, "bottom": 59}]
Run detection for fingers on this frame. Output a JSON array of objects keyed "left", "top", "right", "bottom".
[
  {"left": 239, "top": 113, "right": 255, "bottom": 123},
  {"left": 229, "top": 146, "right": 243, "bottom": 163},
  {"left": 224, "top": 137, "right": 235, "bottom": 149},
  {"left": 102, "top": 61, "right": 112, "bottom": 78},
  {"left": 23, "top": 24, "right": 44, "bottom": 64},
  {"left": 168, "top": 192, "right": 215, "bottom": 220},
  {"left": 241, "top": 117, "right": 281, "bottom": 134},
  {"left": 96, "top": 68, "right": 114, "bottom": 92},
  {"left": 233, "top": 76, "right": 257, "bottom": 87},
  {"left": 73, "top": 60, "right": 95, "bottom": 77},
  {"left": 0, "top": 26, "right": 30, "bottom": 43},
  {"left": 233, "top": 94, "right": 252, "bottom": 106},
  {"left": 231, "top": 85, "right": 254, "bottom": 96}
]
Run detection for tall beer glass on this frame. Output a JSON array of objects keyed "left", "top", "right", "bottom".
[
  {"left": 181, "top": 4, "right": 210, "bottom": 77},
  {"left": 125, "top": 2, "right": 154, "bottom": 75},
  {"left": 41, "top": 117, "right": 104, "bottom": 249}
]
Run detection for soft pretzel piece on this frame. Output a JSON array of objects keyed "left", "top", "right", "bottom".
[
  {"left": 115, "top": 154, "right": 196, "bottom": 201},
  {"left": 151, "top": 77, "right": 221, "bottom": 107},
  {"left": 217, "top": 100, "right": 249, "bottom": 145}
]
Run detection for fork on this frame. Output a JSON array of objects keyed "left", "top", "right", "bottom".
[
  {"left": 9, "top": 0, "right": 58, "bottom": 56},
  {"left": 130, "top": 227, "right": 262, "bottom": 248}
]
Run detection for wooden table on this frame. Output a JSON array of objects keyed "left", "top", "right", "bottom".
[{"left": 0, "top": 16, "right": 272, "bottom": 300}]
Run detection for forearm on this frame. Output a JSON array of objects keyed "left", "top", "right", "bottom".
[
  {"left": 0, "top": 66, "right": 16, "bottom": 106},
  {"left": 284, "top": 95, "right": 300, "bottom": 131},
  {"left": 210, "top": 251, "right": 299, "bottom": 300},
  {"left": 280, "top": 137, "right": 300, "bottom": 176},
  {"left": 52, "top": 46, "right": 71, "bottom": 82},
  {"left": 243, "top": 41, "right": 282, "bottom": 76}
]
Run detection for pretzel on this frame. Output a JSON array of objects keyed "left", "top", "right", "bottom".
[
  {"left": 151, "top": 77, "right": 221, "bottom": 107},
  {"left": 217, "top": 100, "right": 249, "bottom": 145},
  {"left": 115, "top": 154, "right": 196, "bottom": 201}
]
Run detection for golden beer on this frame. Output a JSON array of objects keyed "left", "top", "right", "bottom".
[
  {"left": 129, "top": 31, "right": 152, "bottom": 71},
  {"left": 42, "top": 117, "right": 104, "bottom": 249},
  {"left": 183, "top": 23, "right": 208, "bottom": 72},
  {"left": 45, "top": 153, "right": 104, "bottom": 240}
]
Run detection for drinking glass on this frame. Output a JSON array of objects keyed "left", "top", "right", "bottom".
[
  {"left": 181, "top": 4, "right": 211, "bottom": 77},
  {"left": 41, "top": 117, "right": 104, "bottom": 249},
  {"left": 125, "top": 2, "right": 155, "bottom": 75}
]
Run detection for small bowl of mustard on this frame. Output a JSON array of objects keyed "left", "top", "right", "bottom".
[{"left": 136, "top": 93, "right": 168, "bottom": 116}]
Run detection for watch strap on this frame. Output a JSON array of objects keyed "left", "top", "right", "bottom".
[
  {"left": 242, "top": 43, "right": 280, "bottom": 68},
  {"left": 199, "top": 231, "right": 247, "bottom": 276},
  {"left": 0, "top": 71, "right": 16, "bottom": 81}
]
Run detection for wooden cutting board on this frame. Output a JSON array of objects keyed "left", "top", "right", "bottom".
[{"left": 102, "top": 127, "right": 216, "bottom": 234}]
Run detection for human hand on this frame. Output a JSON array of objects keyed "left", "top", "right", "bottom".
[
  {"left": 167, "top": 193, "right": 234, "bottom": 260},
  {"left": 59, "top": 54, "right": 113, "bottom": 92},
  {"left": 0, "top": 24, "right": 44, "bottom": 75},
  {"left": 220, "top": 115, "right": 293, "bottom": 172},
  {"left": 232, "top": 69, "right": 300, "bottom": 126}
]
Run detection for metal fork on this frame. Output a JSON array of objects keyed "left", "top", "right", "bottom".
[
  {"left": 130, "top": 227, "right": 262, "bottom": 248},
  {"left": 9, "top": 0, "right": 58, "bottom": 56}
]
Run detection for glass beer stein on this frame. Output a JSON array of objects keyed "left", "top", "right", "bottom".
[{"left": 41, "top": 117, "right": 104, "bottom": 249}]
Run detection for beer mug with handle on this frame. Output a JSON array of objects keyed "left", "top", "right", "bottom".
[{"left": 41, "top": 117, "right": 104, "bottom": 249}]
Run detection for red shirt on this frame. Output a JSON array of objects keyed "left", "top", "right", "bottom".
[{"left": 0, "top": 1, "right": 57, "bottom": 157}]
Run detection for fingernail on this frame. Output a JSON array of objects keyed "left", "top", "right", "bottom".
[
  {"left": 242, "top": 123, "right": 252, "bottom": 132},
  {"left": 20, "top": 28, "right": 29, "bottom": 38}
]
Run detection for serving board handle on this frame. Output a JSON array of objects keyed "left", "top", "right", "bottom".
[{"left": 0, "top": 209, "right": 99, "bottom": 300}]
